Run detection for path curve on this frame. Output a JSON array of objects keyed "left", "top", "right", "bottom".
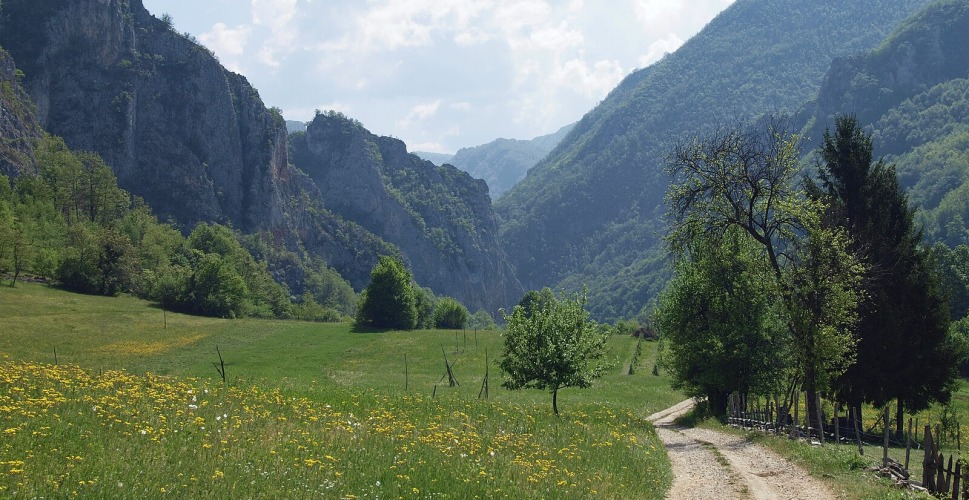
[{"left": 648, "top": 399, "right": 836, "bottom": 500}]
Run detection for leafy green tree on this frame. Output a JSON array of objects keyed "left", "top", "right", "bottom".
[
  {"left": 433, "top": 297, "right": 469, "bottom": 329},
  {"left": 412, "top": 285, "right": 436, "bottom": 329},
  {"left": 666, "top": 120, "right": 864, "bottom": 429},
  {"left": 499, "top": 290, "right": 610, "bottom": 415},
  {"left": 517, "top": 288, "right": 555, "bottom": 318},
  {"left": 655, "top": 229, "right": 786, "bottom": 417},
  {"left": 190, "top": 252, "right": 249, "bottom": 318},
  {"left": 814, "top": 116, "right": 964, "bottom": 430},
  {"left": 468, "top": 309, "right": 497, "bottom": 330},
  {"left": 356, "top": 256, "right": 418, "bottom": 330}
]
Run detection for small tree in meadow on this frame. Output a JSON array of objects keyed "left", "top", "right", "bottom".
[
  {"left": 433, "top": 297, "right": 469, "bottom": 329},
  {"left": 356, "top": 256, "right": 418, "bottom": 330},
  {"left": 499, "top": 289, "right": 610, "bottom": 415}
]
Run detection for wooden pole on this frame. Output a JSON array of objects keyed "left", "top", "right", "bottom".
[
  {"left": 816, "top": 394, "right": 825, "bottom": 444},
  {"left": 404, "top": 353, "right": 408, "bottom": 391},
  {"left": 951, "top": 459, "right": 961, "bottom": 500},
  {"left": 905, "top": 417, "right": 913, "bottom": 471},
  {"left": 834, "top": 402, "right": 840, "bottom": 445},
  {"left": 944, "top": 454, "right": 953, "bottom": 494},
  {"left": 793, "top": 393, "right": 800, "bottom": 439},
  {"left": 853, "top": 406, "right": 864, "bottom": 455},
  {"left": 883, "top": 406, "right": 890, "bottom": 467},
  {"left": 924, "top": 425, "right": 937, "bottom": 491}
]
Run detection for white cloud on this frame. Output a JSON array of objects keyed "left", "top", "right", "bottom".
[
  {"left": 397, "top": 100, "right": 443, "bottom": 128},
  {"left": 549, "top": 58, "right": 625, "bottom": 98},
  {"left": 529, "top": 21, "right": 583, "bottom": 50},
  {"left": 251, "top": 0, "right": 299, "bottom": 67},
  {"left": 635, "top": 0, "right": 679, "bottom": 24},
  {"left": 143, "top": 0, "right": 737, "bottom": 152},
  {"left": 639, "top": 33, "right": 684, "bottom": 67},
  {"left": 200, "top": 23, "right": 251, "bottom": 57}
]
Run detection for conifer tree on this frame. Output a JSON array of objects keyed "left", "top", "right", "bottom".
[{"left": 815, "top": 115, "right": 964, "bottom": 431}]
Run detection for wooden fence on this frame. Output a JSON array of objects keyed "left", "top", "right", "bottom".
[{"left": 726, "top": 392, "right": 967, "bottom": 496}]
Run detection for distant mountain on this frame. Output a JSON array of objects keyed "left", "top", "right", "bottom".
[
  {"left": 413, "top": 151, "right": 454, "bottom": 165},
  {"left": 495, "top": 0, "right": 933, "bottom": 321},
  {"left": 0, "top": 0, "right": 520, "bottom": 313},
  {"left": 286, "top": 120, "right": 307, "bottom": 134},
  {"left": 290, "top": 112, "right": 521, "bottom": 312},
  {"left": 802, "top": 0, "right": 969, "bottom": 247},
  {"left": 446, "top": 124, "right": 574, "bottom": 199}
]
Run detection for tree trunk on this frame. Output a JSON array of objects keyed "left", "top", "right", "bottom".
[
  {"left": 805, "top": 366, "right": 820, "bottom": 439},
  {"left": 552, "top": 387, "right": 559, "bottom": 416},
  {"left": 895, "top": 399, "right": 904, "bottom": 437},
  {"left": 708, "top": 390, "right": 729, "bottom": 418}
]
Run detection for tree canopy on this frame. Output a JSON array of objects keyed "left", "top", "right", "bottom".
[
  {"left": 813, "top": 116, "right": 965, "bottom": 426},
  {"left": 356, "top": 256, "right": 418, "bottom": 330},
  {"left": 655, "top": 228, "right": 785, "bottom": 416},
  {"left": 499, "top": 290, "right": 610, "bottom": 415},
  {"left": 664, "top": 120, "right": 864, "bottom": 429}
]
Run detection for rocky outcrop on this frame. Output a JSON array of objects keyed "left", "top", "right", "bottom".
[
  {"left": 0, "top": 0, "right": 521, "bottom": 311},
  {"left": 809, "top": 0, "right": 969, "bottom": 148},
  {"left": 0, "top": 48, "right": 41, "bottom": 178},
  {"left": 291, "top": 112, "right": 522, "bottom": 312},
  {"left": 0, "top": 0, "right": 290, "bottom": 231}
]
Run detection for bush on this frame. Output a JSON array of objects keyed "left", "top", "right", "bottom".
[
  {"left": 355, "top": 256, "right": 417, "bottom": 330},
  {"left": 433, "top": 297, "right": 469, "bottom": 329}
]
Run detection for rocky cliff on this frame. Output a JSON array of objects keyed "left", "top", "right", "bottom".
[
  {"left": 0, "top": 48, "right": 41, "bottom": 177},
  {"left": 0, "top": 0, "right": 292, "bottom": 231},
  {"left": 291, "top": 112, "right": 521, "bottom": 312},
  {"left": 0, "top": 0, "right": 520, "bottom": 312}
]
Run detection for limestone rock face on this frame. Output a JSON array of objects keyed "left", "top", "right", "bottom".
[
  {"left": 0, "top": 0, "right": 521, "bottom": 312},
  {"left": 291, "top": 113, "right": 522, "bottom": 312},
  {"left": 0, "top": 49, "right": 41, "bottom": 178},
  {"left": 1, "top": 0, "right": 290, "bottom": 231}
]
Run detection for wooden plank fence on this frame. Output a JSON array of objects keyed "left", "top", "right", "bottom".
[{"left": 727, "top": 392, "right": 967, "bottom": 496}]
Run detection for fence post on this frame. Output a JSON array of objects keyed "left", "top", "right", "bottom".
[
  {"left": 834, "top": 402, "right": 840, "bottom": 445},
  {"left": 905, "top": 417, "right": 913, "bottom": 471},
  {"left": 950, "top": 459, "right": 960, "bottom": 500},
  {"left": 937, "top": 449, "right": 946, "bottom": 495},
  {"left": 883, "top": 406, "right": 890, "bottom": 468},
  {"left": 924, "top": 425, "right": 937, "bottom": 492},
  {"left": 816, "top": 394, "right": 825, "bottom": 444},
  {"left": 853, "top": 406, "right": 864, "bottom": 455},
  {"left": 944, "top": 454, "right": 953, "bottom": 495}
]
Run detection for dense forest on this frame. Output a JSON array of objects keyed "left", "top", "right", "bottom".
[{"left": 496, "top": 0, "right": 935, "bottom": 321}]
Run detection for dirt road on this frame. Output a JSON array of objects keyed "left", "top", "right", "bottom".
[{"left": 648, "top": 399, "right": 836, "bottom": 500}]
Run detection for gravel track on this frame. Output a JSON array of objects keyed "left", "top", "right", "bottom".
[{"left": 648, "top": 399, "right": 836, "bottom": 500}]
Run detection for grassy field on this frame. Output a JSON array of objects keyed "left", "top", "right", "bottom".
[
  {"left": 0, "top": 283, "right": 678, "bottom": 498},
  {"left": 3, "top": 282, "right": 953, "bottom": 498}
]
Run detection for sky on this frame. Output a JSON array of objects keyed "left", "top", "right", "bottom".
[{"left": 141, "top": 0, "right": 735, "bottom": 154}]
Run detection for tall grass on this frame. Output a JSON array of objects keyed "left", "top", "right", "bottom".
[{"left": 0, "top": 284, "right": 676, "bottom": 497}]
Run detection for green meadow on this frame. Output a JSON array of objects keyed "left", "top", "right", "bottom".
[
  {"left": 0, "top": 283, "right": 945, "bottom": 498},
  {"left": 0, "top": 283, "right": 678, "bottom": 498}
]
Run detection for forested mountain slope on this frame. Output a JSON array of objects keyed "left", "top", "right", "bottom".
[
  {"left": 496, "top": 0, "right": 933, "bottom": 321},
  {"left": 803, "top": 0, "right": 969, "bottom": 247},
  {"left": 0, "top": 0, "right": 518, "bottom": 312},
  {"left": 448, "top": 124, "right": 574, "bottom": 198}
]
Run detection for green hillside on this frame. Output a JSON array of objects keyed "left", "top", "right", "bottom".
[
  {"left": 0, "top": 283, "right": 677, "bottom": 497},
  {"left": 496, "top": 0, "right": 932, "bottom": 321},
  {"left": 803, "top": 0, "right": 969, "bottom": 247}
]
